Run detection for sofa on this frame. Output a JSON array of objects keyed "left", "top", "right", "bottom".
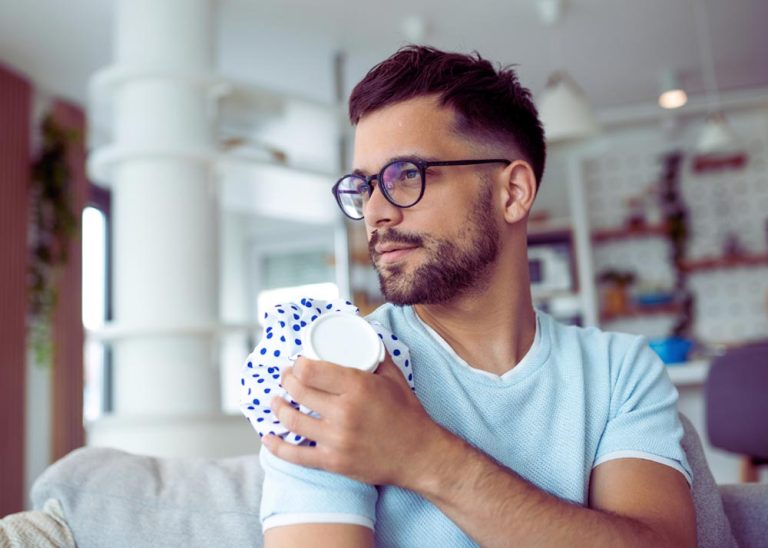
[{"left": 1, "top": 415, "right": 766, "bottom": 547}]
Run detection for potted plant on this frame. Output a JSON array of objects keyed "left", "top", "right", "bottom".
[
  {"left": 28, "top": 113, "right": 79, "bottom": 368},
  {"left": 597, "top": 269, "right": 636, "bottom": 316}
]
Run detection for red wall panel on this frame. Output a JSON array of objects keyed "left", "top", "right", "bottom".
[
  {"left": 50, "top": 100, "right": 86, "bottom": 461},
  {"left": 0, "top": 63, "right": 31, "bottom": 516}
]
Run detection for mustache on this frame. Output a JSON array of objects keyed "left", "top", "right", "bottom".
[{"left": 368, "top": 230, "right": 425, "bottom": 258}]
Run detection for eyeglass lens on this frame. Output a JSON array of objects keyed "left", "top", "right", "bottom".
[{"left": 336, "top": 160, "right": 422, "bottom": 218}]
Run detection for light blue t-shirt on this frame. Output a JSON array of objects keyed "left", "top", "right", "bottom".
[{"left": 260, "top": 304, "right": 691, "bottom": 546}]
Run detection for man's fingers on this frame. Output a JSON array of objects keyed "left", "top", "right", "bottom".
[
  {"left": 262, "top": 434, "right": 323, "bottom": 468},
  {"left": 292, "top": 356, "right": 363, "bottom": 394},
  {"left": 376, "top": 353, "right": 411, "bottom": 386},
  {"left": 282, "top": 366, "right": 337, "bottom": 415},
  {"left": 375, "top": 353, "right": 397, "bottom": 376},
  {"left": 271, "top": 396, "right": 325, "bottom": 441}
]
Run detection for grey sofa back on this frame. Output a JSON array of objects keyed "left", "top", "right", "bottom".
[
  {"left": 32, "top": 449, "right": 265, "bottom": 548},
  {"left": 29, "top": 414, "right": 754, "bottom": 547}
]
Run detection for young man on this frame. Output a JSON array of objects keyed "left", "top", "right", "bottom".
[{"left": 260, "top": 46, "right": 696, "bottom": 547}]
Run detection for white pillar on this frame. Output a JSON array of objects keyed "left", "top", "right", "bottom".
[
  {"left": 87, "top": 0, "right": 258, "bottom": 457},
  {"left": 567, "top": 156, "right": 599, "bottom": 327}
]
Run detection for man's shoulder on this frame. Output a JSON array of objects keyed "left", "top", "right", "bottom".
[
  {"left": 540, "top": 311, "right": 650, "bottom": 371},
  {"left": 547, "top": 308, "right": 640, "bottom": 340},
  {"left": 364, "top": 302, "right": 409, "bottom": 330}
]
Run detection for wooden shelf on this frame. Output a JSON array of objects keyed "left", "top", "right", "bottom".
[
  {"left": 327, "top": 251, "right": 372, "bottom": 266},
  {"left": 680, "top": 253, "right": 768, "bottom": 273},
  {"left": 528, "top": 219, "right": 573, "bottom": 242},
  {"left": 600, "top": 301, "right": 682, "bottom": 323},
  {"left": 591, "top": 224, "right": 667, "bottom": 243}
]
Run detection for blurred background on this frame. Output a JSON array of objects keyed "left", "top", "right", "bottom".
[{"left": 2, "top": 0, "right": 767, "bottom": 513}]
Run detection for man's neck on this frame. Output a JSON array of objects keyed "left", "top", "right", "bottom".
[{"left": 412, "top": 282, "right": 536, "bottom": 377}]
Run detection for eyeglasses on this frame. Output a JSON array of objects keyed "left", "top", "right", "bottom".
[{"left": 331, "top": 157, "right": 510, "bottom": 220}]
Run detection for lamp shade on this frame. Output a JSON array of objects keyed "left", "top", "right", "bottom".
[
  {"left": 538, "top": 71, "right": 599, "bottom": 143},
  {"left": 696, "top": 112, "right": 738, "bottom": 154}
]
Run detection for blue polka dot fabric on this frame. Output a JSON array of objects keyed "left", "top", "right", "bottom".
[{"left": 240, "top": 297, "right": 415, "bottom": 446}]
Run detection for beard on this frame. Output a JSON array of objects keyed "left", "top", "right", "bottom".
[{"left": 368, "top": 183, "right": 499, "bottom": 306}]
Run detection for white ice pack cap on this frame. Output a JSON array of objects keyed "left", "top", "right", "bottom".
[{"left": 302, "top": 312, "right": 385, "bottom": 373}]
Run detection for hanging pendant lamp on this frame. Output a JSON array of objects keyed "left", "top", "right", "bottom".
[
  {"left": 692, "top": 0, "right": 739, "bottom": 154},
  {"left": 696, "top": 112, "right": 738, "bottom": 154},
  {"left": 538, "top": 71, "right": 599, "bottom": 143}
]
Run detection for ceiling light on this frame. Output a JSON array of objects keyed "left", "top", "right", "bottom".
[
  {"left": 658, "top": 70, "right": 687, "bottom": 109},
  {"left": 538, "top": 71, "right": 599, "bottom": 143}
]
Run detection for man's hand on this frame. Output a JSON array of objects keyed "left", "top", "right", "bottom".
[{"left": 262, "top": 354, "right": 443, "bottom": 487}]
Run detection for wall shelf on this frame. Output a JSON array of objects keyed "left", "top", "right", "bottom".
[
  {"left": 591, "top": 223, "right": 667, "bottom": 243},
  {"left": 600, "top": 301, "right": 682, "bottom": 323},
  {"left": 528, "top": 217, "right": 573, "bottom": 242},
  {"left": 680, "top": 253, "right": 768, "bottom": 273}
]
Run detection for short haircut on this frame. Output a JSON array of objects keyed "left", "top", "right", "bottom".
[{"left": 348, "top": 45, "right": 546, "bottom": 187}]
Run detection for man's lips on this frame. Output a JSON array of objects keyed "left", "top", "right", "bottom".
[
  {"left": 369, "top": 231, "right": 424, "bottom": 266},
  {"left": 374, "top": 245, "right": 419, "bottom": 264}
]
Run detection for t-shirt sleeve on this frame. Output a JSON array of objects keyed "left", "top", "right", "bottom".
[
  {"left": 593, "top": 336, "right": 692, "bottom": 484},
  {"left": 259, "top": 446, "right": 378, "bottom": 531}
]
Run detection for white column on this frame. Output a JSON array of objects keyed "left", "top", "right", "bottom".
[
  {"left": 567, "top": 156, "right": 599, "bottom": 327},
  {"left": 87, "top": 0, "right": 259, "bottom": 457},
  {"left": 219, "top": 212, "right": 253, "bottom": 414}
]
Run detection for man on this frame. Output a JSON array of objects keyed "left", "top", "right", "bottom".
[{"left": 259, "top": 46, "right": 696, "bottom": 547}]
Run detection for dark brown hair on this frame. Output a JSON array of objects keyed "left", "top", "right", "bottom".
[{"left": 349, "top": 45, "right": 546, "bottom": 186}]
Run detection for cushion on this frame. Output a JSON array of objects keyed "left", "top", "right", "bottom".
[
  {"left": 31, "top": 447, "right": 264, "bottom": 548},
  {"left": 678, "top": 414, "right": 738, "bottom": 548},
  {"left": 719, "top": 483, "right": 768, "bottom": 548},
  {"left": 0, "top": 498, "right": 75, "bottom": 547}
]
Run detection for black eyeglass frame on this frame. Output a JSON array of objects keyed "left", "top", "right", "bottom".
[{"left": 331, "top": 157, "right": 511, "bottom": 220}]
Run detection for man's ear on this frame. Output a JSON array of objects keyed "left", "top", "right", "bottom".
[{"left": 500, "top": 160, "right": 537, "bottom": 224}]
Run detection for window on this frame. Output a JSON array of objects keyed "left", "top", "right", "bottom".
[
  {"left": 220, "top": 232, "right": 338, "bottom": 414},
  {"left": 81, "top": 186, "right": 112, "bottom": 421},
  {"left": 256, "top": 250, "right": 338, "bottom": 323}
]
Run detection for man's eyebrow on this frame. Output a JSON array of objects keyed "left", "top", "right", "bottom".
[{"left": 350, "top": 154, "right": 440, "bottom": 176}]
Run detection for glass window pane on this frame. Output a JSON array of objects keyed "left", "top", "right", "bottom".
[{"left": 82, "top": 206, "right": 108, "bottom": 422}]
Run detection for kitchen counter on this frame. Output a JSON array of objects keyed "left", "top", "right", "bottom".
[{"left": 665, "top": 360, "right": 711, "bottom": 386}]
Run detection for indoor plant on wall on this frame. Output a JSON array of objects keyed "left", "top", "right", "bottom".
[
  {"left": 651, "top": 150, "right": 696, "bottom": 363},
  {"left": 28, "top": 113, "right": 79, "bottom": 367}
]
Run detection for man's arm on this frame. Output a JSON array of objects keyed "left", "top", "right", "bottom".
[
  {"left": 264, "top": 357, "right": 696, "bottom": 547},
  {"left": 409, "top": 426, "right": 697, "bottom": 547},
  {"left": 264, "top": 523, "right": 373, "bottom": 548}
]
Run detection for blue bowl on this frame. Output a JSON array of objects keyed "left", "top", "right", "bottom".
[
  {"left": 649, "top": 337, "right": 693, "bottom": 365},
  {"left": 634, "top": 292, "right": 675, "bottom": 306}
]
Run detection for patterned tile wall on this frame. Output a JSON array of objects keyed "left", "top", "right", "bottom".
[{"left": 582, "top": 108, "right": 768, "bottom": 345}]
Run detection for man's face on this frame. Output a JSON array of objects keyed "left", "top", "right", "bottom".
[{"left": 353, "top": 96, "right": 501, "bottom": 305}]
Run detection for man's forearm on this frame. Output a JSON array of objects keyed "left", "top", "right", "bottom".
[{"left": 405, "top": 428, "right": 677, "bottom": 548}]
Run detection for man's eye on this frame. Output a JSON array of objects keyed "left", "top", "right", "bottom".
[
  {"left": 356, "top": 182, "right": 370, "bottom": 194},
  {"left": 396, "top": 169, "right": 418, "bottom": 181}
]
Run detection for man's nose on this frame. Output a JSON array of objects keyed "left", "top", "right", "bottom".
[{"left": 364, "top": 181, "right": 403, "bottom": 229}]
